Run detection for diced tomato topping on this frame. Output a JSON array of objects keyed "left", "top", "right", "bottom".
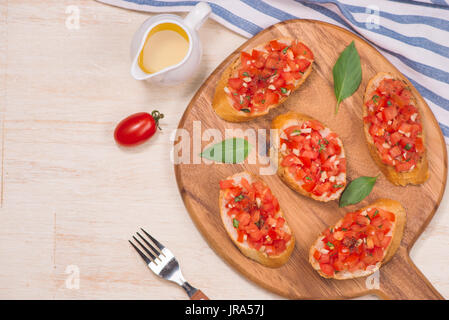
[
  {"left": 365, "top": 78, "right": 424, "bottom": 173},
  {"left": 228, "top": 78, "right": 243, "bottom": 90},
  {"left": 240, "top": 51, "right": 252, "bottom": 66},
  {"left": 220, "top": 180, "right": 234, "bottom": 190},
  {"left": 265, "top": 57, "right": 283, "bottom": 70},
  {"left": 313, "top": 208, "right": 396, "bottom": 277},
  {"left": 278, "top": 120, "right": 346, "bottom": 198},
  {"left": 280, "top": 71, "right": 295, "bottom": 83},
  {"left": 382, "top": 106, "right": 398, "bottom": 122},
  {"left": 292, "top": 41, "right": 314, "bottom": 60},
  {"left": 296, "top": 59, "right": 311, "bottom": 73},
  {"left": 269, "top": 40, "right": 284, "bottom": 51},
  {"left": 224, "top": 40, "right": 314, "bottom": 113},
  {"left": 320, "top": 263, "right": 334, "bottom": 276},
  {"left": 219, "top": 177, "right": 292, "bottom": 256}
]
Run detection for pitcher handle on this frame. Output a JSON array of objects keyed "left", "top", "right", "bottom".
[{"left": 184, "top": 2, "right": 211, "bottom": 31}]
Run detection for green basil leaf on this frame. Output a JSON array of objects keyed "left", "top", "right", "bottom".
[
  {"left": 199, "top": 137, "right": 252, "bottom": 164},
  {"left": 339, "top": 175, "right": 378, "bottom": 207},
  {"left": 332, "top": 41, "right": 362, "bottom": 114},
  {"left": 233, "top": 218, "right": 239, "bottom": 228}
]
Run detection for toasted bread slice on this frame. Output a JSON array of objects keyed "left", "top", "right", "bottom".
[
  {"left": 213, "top": 38, "right": 314, "bottom": 122},
  {"left": 309, "top": 198, "right": 406, "bottom": 279},
  {"left": 219, "top": 171, "right": 295, "bottom": 268},
  {"left": 363, "top": 72, "right": 429, "bottom": 186},
  {"left": 271, "top": 112, "right": 346, "bottom": 202}
]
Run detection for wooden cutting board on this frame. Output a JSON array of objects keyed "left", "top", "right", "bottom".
[{"left": 174, "top": 20, "right": 447, "bottom": 299}]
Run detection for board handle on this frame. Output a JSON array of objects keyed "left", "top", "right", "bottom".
[{"left": 377, "top": 252, "right": 444, "bottom": 300}]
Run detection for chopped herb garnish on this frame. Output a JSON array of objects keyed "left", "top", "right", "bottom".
[
  {"left": 234, "top": 194, "right": 244, "bottom": 202},
  {"left": 232, "top": 92, "right": 238, "bottom": 96},
  {"left": 281, "top": 87, "right": 288, "bottom": 94},
  {"left": 319, "top": 143, "right": 326, "bottom": 152},
  {"left": 242, "top": 72, "right": 250, "bottom": 77},
  {"left": 373, "top": 210, "right": 379, "bottom": 217},
  {"left": 291, "top": 129, "right": 301, "bottom": 136},
  {"left": 261, "top": 99, "right": 266, "bottom": 104},
  {"left": 342, "top": 228, "right": 348, "bottom": 231},
  {"left": 327, "top": 241, "right": 335, "bottom": 249},
  {"left": 378, "top": 224, "right": 383, "bottom": 229},
  {"left": 372, "top": 94, "right": 379, "bottom": 104},
  {"left": 240, "top": 108, "right": 251, "bottom": 113},
  {"left": 404, "top": 143, "right": 412, "bottom": 151},
  {"left": 305, "top": 176, "right": 312, "bottom": 181},
  {"left": 233, "top": 218, "right": 239, "bottom": 228},
  {"left": 387, "top": 100, "right": 392, "bottom": 106},
  {"left": 282, "top": 46, "right": 291, "bottom": 54}
]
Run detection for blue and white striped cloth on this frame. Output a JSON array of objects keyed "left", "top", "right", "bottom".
[{"left": 97, "top": 0, "right": 449, "bottom": 143}]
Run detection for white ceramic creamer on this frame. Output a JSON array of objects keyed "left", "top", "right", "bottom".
[{"left": 130, "top": 2, "right": 211, "bottom": 85}]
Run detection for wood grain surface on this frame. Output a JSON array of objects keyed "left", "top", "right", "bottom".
[
  {"left": 175, "top": 20, "right": 447, "bottom": 299},
  {"left": 1, "top": 0, "right": 449, "bottom": 300}
]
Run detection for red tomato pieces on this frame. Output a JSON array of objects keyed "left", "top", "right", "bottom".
[
  {"left": 280, "top": 121, "right": 346, "bottom": 198},
  {"left": 225, "top": 40, "right": 314, "bottom": 113},
  {"left": 313, "top": 208, "right": 395, "bottom": 277},
  {"left": 219, "top": 178, "right": 291, "bottom": 256},
  {"left": 364, "top": 78, "right": 424, "bottom": 172}
]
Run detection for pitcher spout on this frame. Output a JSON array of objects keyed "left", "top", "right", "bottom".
[{"left": 130, "top": 58, "right": 153, "bottom": 80}]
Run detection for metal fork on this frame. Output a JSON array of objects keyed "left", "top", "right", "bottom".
[{"left": 129, "top": 228, "right": 209, "bottom": 300}]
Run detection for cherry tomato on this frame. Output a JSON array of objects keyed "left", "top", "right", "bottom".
[{"left": 114, "top": 110, "right": 164, "bottom": 146}]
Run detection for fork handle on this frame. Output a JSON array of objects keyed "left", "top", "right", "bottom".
[
  {"left": 182, "top": 282, "right": 210, "bottom": 300},
  {"left": 191, "top": 289, "right": 209, "bottom": 300}
]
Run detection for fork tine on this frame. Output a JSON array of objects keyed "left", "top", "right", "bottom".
[
  {"left": 132, "top": 236, "right": 157, "bottom": 261},
  {"left": 136, "top": 232, "right": 162, "bottom": 257},
  {"left": 140, "top": 228, "right": 165, "bottom": 251},
  {"left": 128, "top": 240, "right": 151, "bottom": 264}
]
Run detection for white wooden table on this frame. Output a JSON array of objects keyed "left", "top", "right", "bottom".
[{"left": 0, "top": 0, "right": 448, "bottom": 300}]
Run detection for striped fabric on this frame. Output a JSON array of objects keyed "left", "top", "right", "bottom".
[{"left": 97, "top": 0, "right": 449, "bottom": 143}]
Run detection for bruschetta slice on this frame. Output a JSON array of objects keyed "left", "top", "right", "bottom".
[
  {"left": 363, "top": 72, "right": 429, "bottom": 186},
  {"left": 219, "top": 171, "right": 295, "bottom": 268},
  {"left": 309, "top": 198, "right": 406, "bottom": 279},
  {"left": 213, "top": 39, "right": 314, "bottom": 122},
  {"left": 271, "top": 112, "right": 346, "bottom": 202}
]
